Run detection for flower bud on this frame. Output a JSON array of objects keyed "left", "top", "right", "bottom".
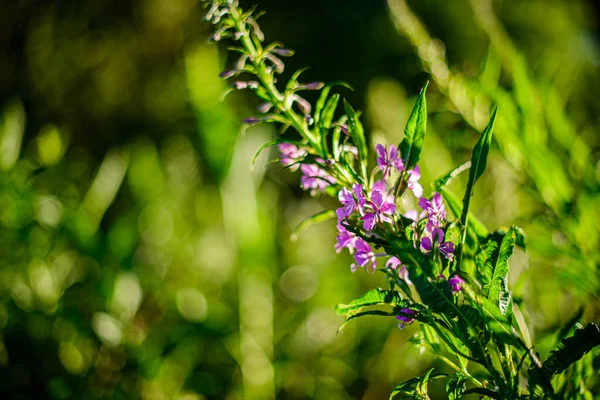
[
  {"left": 293, "top": 95, "right": 311, "bottom": 115},
  {"left": 302, "top": 82, "right": 325, "bottom": 90},
  {"left": 242, "top": 117, "right": 262, "bottom": 125},
  {"left": 257, "top": 102, "right": 273, "bottom": 113},
  {"left": 272, "top": 48, "right": 295, "bottom": 57},
  {"left": 219, "top": 70, "right": 236, "bottom": 79}
]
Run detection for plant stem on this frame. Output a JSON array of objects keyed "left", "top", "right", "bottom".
[{"left": 438, "top": 354, "right": 483, "bottom": 388}]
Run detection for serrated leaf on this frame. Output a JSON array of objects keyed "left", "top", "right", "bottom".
[
  {"left": 477, "top": 228, "right": 517, "bottom": 316},
  {"left": 460, "top": 108, "right": 498, "bottom": 234},
  {"left": 529, "top": 323, "right": 600, "bottom": 399},
  {"left": 446, "top": 374, "right": 467, "bottom": 400},
  {"left": 290, "top": 209, "right": 336, "bottom": 241},
  {"left": 399, "top": 82, "right": 428, "bottom": 171},
  {"left": 480, "top": 297, "right": 519, "bottom": 347}
]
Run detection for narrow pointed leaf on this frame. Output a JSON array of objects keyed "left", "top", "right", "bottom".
[
  {"left": 314, "top": 81, "right": 353, "bottom": 126},
  {"left": 336, "top": 288, "right": 404, "bottom": 316},
  {"left": 399, "top": 82, "right": 428, "bottom": 170},
  {"left": 290, "top": 209, "right": 336, "bottom": 241},
  {"left": 460, "top": 108, "right": 498, "bottom": 231},
  {"left": 343, "top": 100, "right": 368, "bottom": 177},
  {"left": 252, "top": 139, "right": 281, "bottom": 167}
]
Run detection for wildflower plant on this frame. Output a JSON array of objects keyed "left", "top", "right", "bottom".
[{"left": 203, "top": 1, "right": 600, "bottom": 398}]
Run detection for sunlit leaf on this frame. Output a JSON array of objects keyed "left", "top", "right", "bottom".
[{"left": 399, "top": 82, "right": 428, "bottom": 171}]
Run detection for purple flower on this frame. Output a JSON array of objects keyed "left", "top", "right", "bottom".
[
  {"left": 396, "top": 308, "right": 417, "bottom": 329},
  {"left": 407, "top": 166, "right": 423, "bottom": 198},
  {"left": 420, "top": 228, "right": 455, "bottom": 261},
  {"left": 335, "top": 224, "right": 358, "bottom": 254},
  {"left": 376, "top": 144, "right": 404, "bottom": 177},
  {"left": 418, "top": 192, "right": 447, "bottom": 226},
  {"left": 352, "top": 238, "right": 377, "bottom": 272},
  {"left": 386, "top": 256, "right": 402, "bottom": 270},
  {"left": 361, "top": 190, "right": 396, "bottom": 231},
  {"left": 300, "top": 164, "right": 336, "bottom": 195},
  {"left": 278, "top": 143, "right": 306, "bottom": 171},
  {"left": 337, "top": 188, "right": 357, "bottom": 220},
  {"left": 337, "top": 184, "right": 364, "bottom": 220},
  {"left": 449, "top": 275, "right": 465, "bottom": 294}
]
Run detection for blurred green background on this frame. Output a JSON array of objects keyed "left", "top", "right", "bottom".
[{"left": 0, "top": 0, "right": 599, "bottom": 398}]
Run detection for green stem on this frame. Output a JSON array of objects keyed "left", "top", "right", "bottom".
[
  {"left": 228, "top": 5, "right": 321, "bottom": 151},
  {"left": 438, "top": 354, "right": 483, "bottom": 388}
]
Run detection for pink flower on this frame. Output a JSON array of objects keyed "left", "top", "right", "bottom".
[
  {"left": 352, "top": 238, "right": 377, "bottom": 272},
  {"left": 418, "top": 192, "right": 447, "bottom": 227},
  {"left": 407, "top": 166, "right": 423, "bottom": 198},
  {"left": 396, "top": 308, "right": 417, "bottom": 329},
  {"left": 300, "top": 164, "right": 336, "bottom": 195},
  {"left": 361, "top": 190, "right": 396, "bottom": 231},
  {"left": 420, "top": 228, "right": 455, "bottom": 261},
  {"left": 376, "top": 144, "right": 404, "bottom": 177},
  {"left": 278, "top": 143, "right": 307, "bottom": 171},
  {"left": 336, "top": 184, "right": 365, "bottom": 220},
  {"left": 449, "top": 275, "right": 465, "bottom": 294},
  {"left": 335, "top": 224, "right": 358, "bottom": 254}
]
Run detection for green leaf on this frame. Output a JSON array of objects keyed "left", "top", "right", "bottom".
[
  {"left": 285, "top": 68, "right": 309, "bottom": 93},
  {"left": 460, "top": 107, "right": 498, "bottom": 232},
  {"left": 318, "top": 94, "right": 340, "bottom": 154},
  {"left": 336, "top": 288, "right": 404, "bottom": 316},
  {"left": 389, "top": 369, "right": 446, "bottom": 400},
  {"left": 343, "top": 100, "right": 368, "bottom": 177},
  {"left": 529, "top": 323, "right": 600, "bottom": 395},
  {"left": 338, "top": 309, "right": 397, "bottom": 332},
  {"left": 314, "top": 82, "right": 353, "bottom": 126},
  {"left": 252, "top": 139, "right": 281, "bottom": 167},
  {"left": 399, "top": 82, "right": 428, "bottom": 171},
  {"left": 477, "top": 227, "right": 517, "bottom": 315},
  {"left": 480, "top": 297, "right": 519, "bottom": 347},
  {"left": 446, "top": 374, "right": 467, "bottom": 400},
  {"left": 290, "top": 209, "right": 336, "bottom": 241}
]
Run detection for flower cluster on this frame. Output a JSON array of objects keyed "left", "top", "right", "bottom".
[{"left": 203, "top": 3, "right": 585, "bottom": 398}]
